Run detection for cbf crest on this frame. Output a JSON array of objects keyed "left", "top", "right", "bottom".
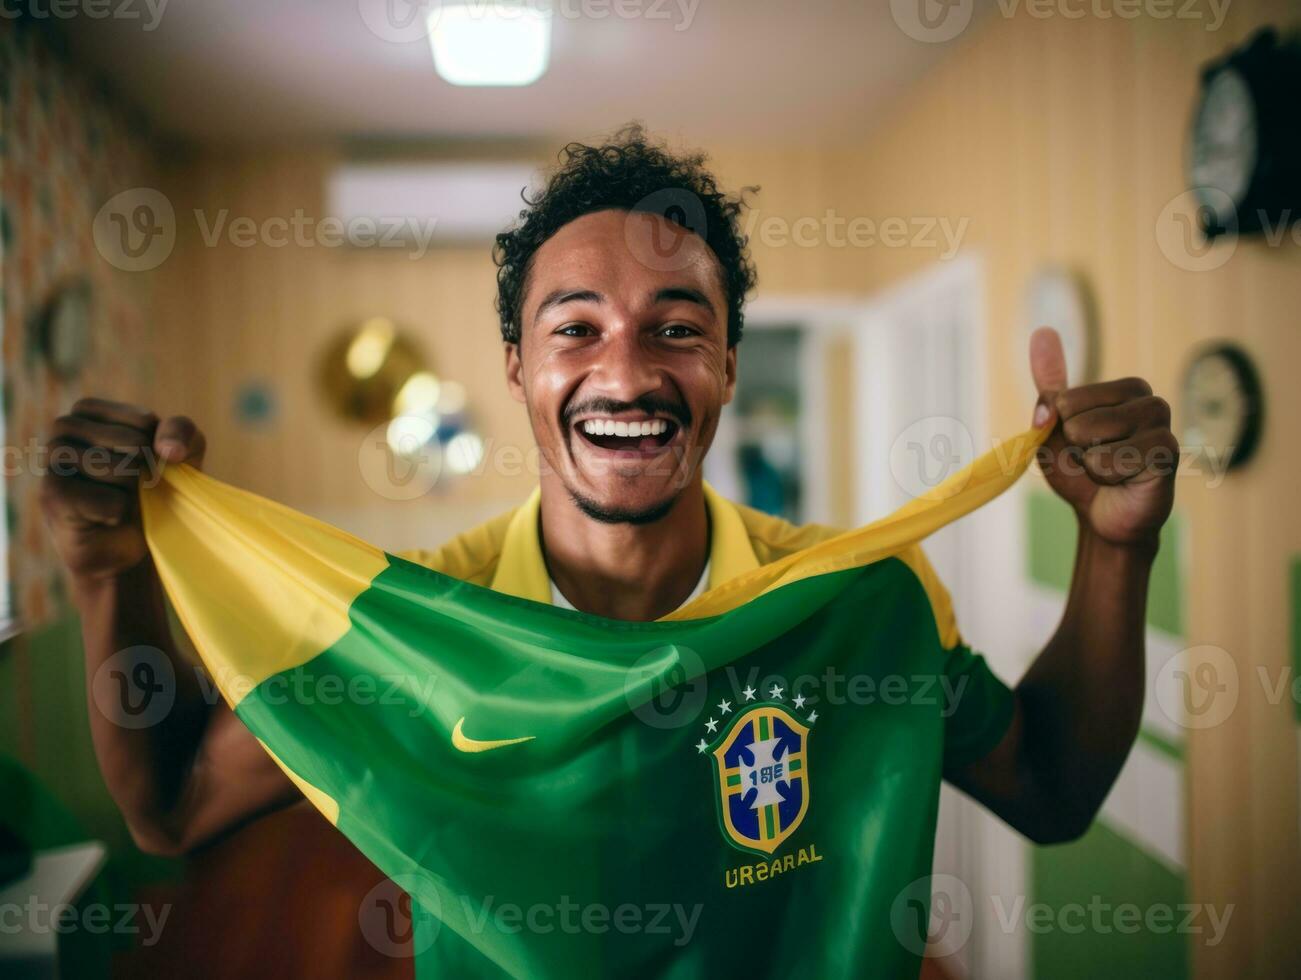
[{"left": 695, "top": 685, "right": 817, "bottom": 856}]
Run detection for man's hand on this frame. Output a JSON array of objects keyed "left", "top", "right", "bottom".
[
  {"left": 41, "top": 398, "right": 206, "bottom": 582},
  {"left": 950, "top": 329, "right": 1175, "bottom": 842},
  {"left": 1030, "top": 328, "right": 1179, "bottom": 548}
]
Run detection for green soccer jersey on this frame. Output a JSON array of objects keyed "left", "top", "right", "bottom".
[
  {"left": 368, "top": 556, "right": 1013, "bottom": 979},
  {"left": 140, "top": 428, "right": 1044, "bottom": 980}
]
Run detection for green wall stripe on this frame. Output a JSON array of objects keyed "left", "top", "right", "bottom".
[
  {"left": 1026, "top": 490, "right": 1184, "bottom": 636},
  {"left": 1137, "top": 726, "right": 1184, "bottom": 762},
  {"left": 1032, "top": 819, "right": 1188, "bottom": 980}
]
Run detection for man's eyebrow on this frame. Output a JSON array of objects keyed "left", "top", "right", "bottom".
[
  {"left": 532, "top": 285, "right": 716, "bottom": 321},
  {"left": 654, "top": 286, "right": 715, "bottom": 314},
  {"left": 534, "top": 288, "right": 603, "bottom": 318}
]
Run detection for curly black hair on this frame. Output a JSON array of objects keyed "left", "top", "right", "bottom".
[{"left": 493, "top": 123, "right": 757, "bottom": 347}]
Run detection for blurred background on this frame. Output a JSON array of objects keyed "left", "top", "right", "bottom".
[{"left": 1, "top": 0, "right": 1299, "bottom": 976}]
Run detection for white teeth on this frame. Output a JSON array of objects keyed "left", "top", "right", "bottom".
[{"left": 581, "top": 418, "right": 671, "bottom": 438}]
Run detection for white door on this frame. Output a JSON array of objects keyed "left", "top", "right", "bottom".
[{"left": 853, "top": 255, "right": 1030, "bottom": 980}]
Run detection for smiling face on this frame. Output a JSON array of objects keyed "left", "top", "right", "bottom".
[{"left": 505, "top": 208, "right": 737, "bottom": 524}]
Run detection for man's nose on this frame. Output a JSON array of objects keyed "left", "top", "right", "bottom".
[{"left": 586, "top": 328, "right": 666, "bottom": 402}]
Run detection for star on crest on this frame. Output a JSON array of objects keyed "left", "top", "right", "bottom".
[
  {"left": 717, "top": 698, "right": 732, "bottom": 715},
  {"left": 793, "top": 693, "right": 806, "bottom": 709},
  {"left": 741, "top": 685, "right": 757, "bottom": 701},
  {"left": 705, "top": 717, "right": 719, "bottom": 733},
  {"left": 769, "top": 684, "right": 784, "bottom": 700},
  {"left": 695, "top": 738, "right": 710, "bottom": 754},
  {"left": 807, "top": 710, "right": 819, "bottom": 724}
]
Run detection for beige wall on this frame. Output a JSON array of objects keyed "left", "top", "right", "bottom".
[
  {"left": 151, "top": 6, "right": 1300, "bottom": 974},
  {"left": 831, "top": 6, "right": 1301, "bottom": 978}
]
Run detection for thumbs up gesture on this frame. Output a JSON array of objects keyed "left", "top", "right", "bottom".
[{"left": 1029, "top": 328, "right": 1179, "bottom": 548}]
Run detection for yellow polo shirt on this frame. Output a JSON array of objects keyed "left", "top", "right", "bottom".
[{"left": 397, "top": 483, "right": 961, "bottom": 654}]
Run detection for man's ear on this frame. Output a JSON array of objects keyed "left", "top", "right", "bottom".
[
  {"left": 504, "top": 341, "right": 526, "bottom": 404},
  {"left": 721, "top": 344, "right": 738, "bottom": 406}
]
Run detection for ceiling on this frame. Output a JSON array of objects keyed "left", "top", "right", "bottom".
[{"left": 65, "top": 0, "right": 994, "bottom": 146}]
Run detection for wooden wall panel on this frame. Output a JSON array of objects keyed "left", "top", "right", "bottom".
[
  {"left": 151, "top": 6, "right": 1301, "bottom": 972},
  {"left": 833, "top": 6, "right": 1301, "bottom": 977}
]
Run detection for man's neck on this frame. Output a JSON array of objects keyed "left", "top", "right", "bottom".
[{"left": 538, "top": 477, "right": 709, "bottom": 621}]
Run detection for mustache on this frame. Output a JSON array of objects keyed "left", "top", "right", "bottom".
[{"left": 563, "top": 396, "right": 692, "bottom": 429}]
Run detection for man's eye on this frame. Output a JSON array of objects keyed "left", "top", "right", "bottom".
[
  {"left": 660, "top": 324, "right": 698, "bottom": 339},
  {"left": 557, "top": 323, "right": 592, "bottom": 337}
]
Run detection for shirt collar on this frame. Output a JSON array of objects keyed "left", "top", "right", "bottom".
[{"left": 489, "top": 481, "right": 760, "bottom": 605}]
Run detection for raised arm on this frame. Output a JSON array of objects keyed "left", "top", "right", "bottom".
[
  {"left": 42, "top": 398, "right": 298, "bottom": 856},
  {"left": 946, "top": 329, "right": 1178, "bottom": 843}
]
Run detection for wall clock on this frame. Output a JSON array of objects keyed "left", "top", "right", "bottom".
[
  {"left": 1189, "top": 28, "right": 1301, "bottom": 238},
  {"left": 1022, "top": 266, "right": 1097, "bottom": 394},
  {"left": 1181, "top": 343, "right": 1263, "bottom": 472},
  {"left": 34, "top": 280, "right": 93, "bottom": 379}
]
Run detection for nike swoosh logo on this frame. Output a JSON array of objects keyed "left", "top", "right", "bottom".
[{"left": 451, "top": 717, "right": 536, "bottom": 753}]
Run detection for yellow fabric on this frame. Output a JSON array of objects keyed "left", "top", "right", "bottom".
[
  {"left": 141, "top": 463, "right": 389, "bottom": 694},
  {"left": 399, "top": 426, "right": 1048, "bottom": 637},
  {"left": 661, "top": 425, "right": 1047, "bottom": 622}
]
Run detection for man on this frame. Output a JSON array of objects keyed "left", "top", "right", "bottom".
[{"left": 44, "top": 126, "right": 1177, "bottom": 976}]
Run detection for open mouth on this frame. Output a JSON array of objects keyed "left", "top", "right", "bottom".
[{"left": 573, "top": 417, "right": 681, "bottom": 454}]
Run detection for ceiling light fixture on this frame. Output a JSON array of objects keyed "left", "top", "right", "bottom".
[{"left": 428, "top": 1, "right": 552, "bottom": 87}]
